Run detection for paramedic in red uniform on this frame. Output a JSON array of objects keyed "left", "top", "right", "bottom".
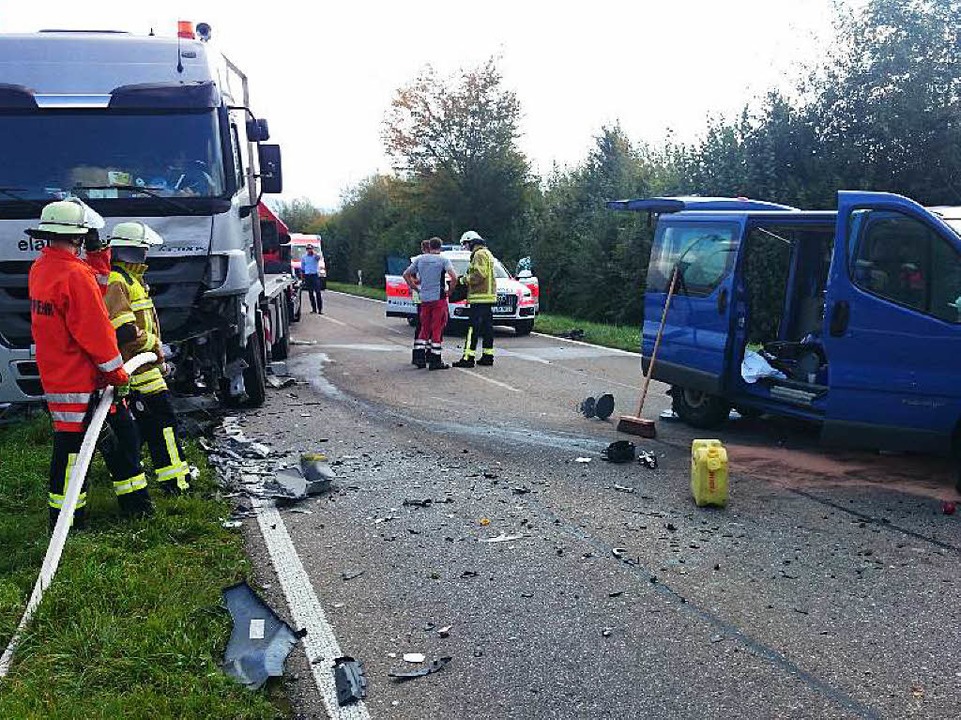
[
  {"left": 27, "top": 199, "right": 153, "bottom": 530},
  {"left": 404, "top": 237, "right": 458, "bottom": 369}
]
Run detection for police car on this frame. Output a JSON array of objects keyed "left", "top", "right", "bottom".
[{"left": 385, "top": 250, "right": 539, "bottom": 335}]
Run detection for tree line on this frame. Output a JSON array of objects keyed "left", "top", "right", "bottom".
[{"left": 275, "top": 0, "right": 961, "bottom": 327}]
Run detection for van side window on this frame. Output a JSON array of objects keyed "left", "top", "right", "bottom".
[
  {"left": 648, "top": 223, "right": 739, "bottom": 296},
  {"left": 852, "top": 211, "right": 961, "bottom": 323}
]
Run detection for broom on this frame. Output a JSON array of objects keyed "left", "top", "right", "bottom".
[{"left": 617, "top": 266, "right": 679, "bottom": 438}]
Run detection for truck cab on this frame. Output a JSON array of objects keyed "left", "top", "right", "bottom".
[
  {"left": 0, "top": 23, "right": 290, "bottom": 407},
  {"left": 609, "top": 192, "right": 961, "bottom": 454}
]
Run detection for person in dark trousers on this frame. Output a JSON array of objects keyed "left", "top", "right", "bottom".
[
  {"left": 27, "top": 199, "right": 153, "bottom": 530},
  {"left": 300, "top": 244, "right": 325, "bottom": 313},
  {"left": 453, "top": 231, "right": 497, "bottom": 368},
  {"left": 404, "top": 237, "right": 458, "bottom": 369},
  {"left": 104, "top": 222, "right": 191, "bottom": 496}
]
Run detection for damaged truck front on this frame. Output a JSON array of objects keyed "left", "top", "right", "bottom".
[{"left": 0, "top": 23, "right": 292, "bottom": 408}]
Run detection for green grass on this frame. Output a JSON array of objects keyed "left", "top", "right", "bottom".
[
  {"left": 327, "top": 281, "right": 386, "bottom": 301},
  {"left": 327, "top": 282, "right": 642, "bottom": 353},
  {"left": 534, "top": 312, "right": 640, "bottom": 353},
  {"left": 0, "top": 416, "right": 282, "bottom": 720}
]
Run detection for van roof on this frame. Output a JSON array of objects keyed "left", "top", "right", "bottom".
[{"left": 606, "top": 196, "right": 797, "bottom": 213}]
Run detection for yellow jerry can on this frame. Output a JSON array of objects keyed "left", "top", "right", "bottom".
[{"left": 691, "top": 439, "right": 728, "bottom": 507}]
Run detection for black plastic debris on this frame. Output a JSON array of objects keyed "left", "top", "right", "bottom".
[
  {"left": 341, "top": 569, "right": 365, "bottom": 581},
  {"left": 560, "top": 328, "right": 585, "bottom": 341},
  {"left": 403, "top": 498, "right": 432, "bottom": 508},
  {"left": 602, "top": 440, "right": 636, "bottom": 463},
  {"left": 333, "top": 656, "right": 368, "bottom": 705},
  {"left": 637, "top": 450, "right": 658, "bottom": 469},
  {"left": 222, "top": 581, "right": 299, "bottom": 689},
  {"left": 594, "top": 394, "right": 615, "bottom": 420},
  {"left": 579, "top": 396, "right": 597, "bottom": 418},
  {"left": 389, "top": 656, "right": 452, "bottom": 682}
]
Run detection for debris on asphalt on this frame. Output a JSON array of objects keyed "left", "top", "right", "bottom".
[
  {"left": 574, "top": 457, "right": 592, "bottom": 464},
  {"left": 479, "top": 517, "right": 491, "bottom": 526},
  {"left": 266, "top": 374, "right": 296, "bottom": 389},
  {"left": 341, "top": 570, "right": 365, "bottom": 581},
  {"left": 602, "top": 440, "right": 636, "bottom": 463},
  {"left": 609, "top": 591, "right": 624, "bottom": 598},
  {"left": 460, "top": 570, "right": 479, "bottom": 578},
  {"left": 479, "top": 532, "right": 526, "bottom": 543},
  {"left": 659, "top": 409, "right": 680, "bottom": 422},
  {"left": 333, "top": 656, "right": 368, "bottom": 705},
  {"left": 389, "top": 656, "right": 452, "bottom": 682},
  {"left": 438, "top": 625, "right": 452, "bottom": 638},
  {"left": 221, "top": 519, "right": 243, "bottom": 529},
  {"left": 637, "top": 451, "right": 658, "bottom": 469},
  {"left": 602, "top": 627, "right": 613, "bottom": 638},
  {"left": 942, "top": 501, "right": 956, "bottom": 515},
  {"left": 579, "top": 396, "right": 597, "bottom": 418},
  {"left": 594, "top": 394, "right": 615, "bottom": 420},
  {"left": 403, "top": 653, "right": 426, "bottom": 663},
  {"left": 511, "top": 486, "right": 531, "bottom": 495},
  {"left": 301, "top": 452, "right": 336, "bottom": 492},
  {"left": 613, "top": 484, "right": 635, "bottom": 494},
  {"left": 559, "top": 328, "right": 585, "bottom": 341},
  {"left": 611, "top": 547, "right": 628, "bottom": 559},
  {"left": 222, "top": 581, "right": 299, "bottom": 690},
  {"left": 403, "top": 498, "right": 433, "bottom": 508},
  {"left": 289, "top": 339, "right": 318, "bottom": 346}
]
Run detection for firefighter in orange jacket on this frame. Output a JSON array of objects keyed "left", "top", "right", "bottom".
[
  {"left": 104, "top": 222, "right": 190, "bottom": 495},
  {"left": 27, "top": 199, "right": 153, "bottom": 529}
]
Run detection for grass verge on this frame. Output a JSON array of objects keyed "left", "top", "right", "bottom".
[
  {"left": 327, "top": 281, "right": 386, "bottom": 301},
  {"left": 0, "top": 415, "right": 281, "bottom": 719},
  {"left": 534, "top": 313, "right": 640, "bottom": 353}
]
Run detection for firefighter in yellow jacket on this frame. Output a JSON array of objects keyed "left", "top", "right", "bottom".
[
  {"left": 104, "top": 222, "right": 190, "bottom": 495},
  {"left": 453, "top": 231, "right": 497, "bottom": 368}
]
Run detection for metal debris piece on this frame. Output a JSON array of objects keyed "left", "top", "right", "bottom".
[
  {"left": 594, "top": 394, "right": 615, "bottom": 420},
  {"left": 268, "top": 361, "right": 290, "bottom": 376},
  {"left": 222, "top": 581, "right": 299, "bottom": 689},
  {"left": 341, "top": 570, "right": 365, "bottom": 582},
  {"left": 403, "top": 652, "right": 426, "bottom": 663},
  {"left": 574, "top": 457, "right": 592, "bottom": 464},
  {"left": 659, "top": 409, "right": 680, "bottom": 421},
  {"left": 333, "top": 656, "right": 368, "bottom": 705},
  {"left": 511, "top": 486, "right": 531, "bottom": 495},
  {"left": 613, "top": 484, "right": 635, "bottom": 494},
  {"left": 248, "top": 442, "right": 272, "bottom": 458},
  {"left": 389, "top": 656, "right": 452, "bottom": 682},
  {"left": 438, "top": 625, "right": 452, "bottom": 638},
  {"left": 403, "top": 498, "right": 432, "bottom": 508},
  {"left": 267, "top": 374, "right": 296, "bottom": 389},
  {"left": 301, "top": 452, "right": 336, "bottom": 493},
  {"left": 602, "top": 627, "right": 613, "bottom": 637},
  {"left": 479, "top": 532, "right": 526, "bottom": 544},
  {"left": 287, "top": 507, "right": 313, "bottom": 515},
  {"left": 637, "top": 451, "right": 658, "bottom": 469},
  {"left": 612, "top": 547, "right": 628, "bottom": 559}
]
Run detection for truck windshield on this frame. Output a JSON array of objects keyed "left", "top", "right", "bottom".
[
  {"left": 0, "top": 110, "right": 226, "bottom": 204},
  {"left": 649, "top": 222, "right": 740, "bottom": 296}
]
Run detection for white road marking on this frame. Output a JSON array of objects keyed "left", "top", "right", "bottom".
[
  {"left": 455, "top": 367, "right": 522, "bottom": 393},
  {"left": 530, "top": 330, "right": 640, "bottom": 357},
  {"left": 320, "top": 315, "right": 347, "bottom": 326},
  {"left": 321, "top": 343, "right": 399, "bottom": 352},
  {"left": 329, "top": 290, "right": 384, "bottom": 305},
  {"left": 497, "top": 349, "right": 551, "bottom": 365},
  {"left": 253, "top": 499, "right": 371, "bottom": 719}
]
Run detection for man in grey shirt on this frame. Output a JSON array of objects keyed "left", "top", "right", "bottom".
[{"left": 404, "top": 237, "right": 458, "bottom": 369}]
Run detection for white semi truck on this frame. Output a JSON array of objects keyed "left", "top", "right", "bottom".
[{"left": 0, "top": 21, "right": 294, "bottom": 407}]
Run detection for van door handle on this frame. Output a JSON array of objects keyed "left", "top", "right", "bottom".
[
  {"left": 717, "top": 288, "right": 728, "bottom": 314},
  {"left": 829, "top": 301, "right": 850, "bottom": 336}
]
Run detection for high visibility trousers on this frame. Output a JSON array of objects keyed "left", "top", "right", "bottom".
[
  {"left": 463, "top": 303, "right": 494, "bottom": 358},
  {"left": 130, "top": 390, "right": 190, "bottom": 492},
  {"left": 48, "top": 402, "right": 151, "bottom": 529}
]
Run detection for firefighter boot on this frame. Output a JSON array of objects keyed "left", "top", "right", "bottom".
[
  {"left": 412, "top": 347, "right": 427, "bottom": 369},
  {"left": 477, "top": 354, "right": 494, "bottom": 367},
  {"left": 427, "top": 351, "right": 450, "bottom": 371},
  {"left": 452, "top": 356, "right": 475, "bottom": 368},
  {"left": 117, "top": 487, "right": 154, "bottom": 519}
]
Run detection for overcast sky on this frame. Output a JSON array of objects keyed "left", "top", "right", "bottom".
[{"left": 2, "top": 0, "right": 838, "bottom": 209}]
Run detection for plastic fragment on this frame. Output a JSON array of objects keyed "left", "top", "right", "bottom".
[
  {"left": 389, "top": 656, "right": 452, "bottom": 681},
  {"left": 333, "top": 656, "right": 368, "bottom": 705}
]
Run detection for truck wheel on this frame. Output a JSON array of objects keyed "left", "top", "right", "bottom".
[
  {"left": 671, "top": 386, "right": 730, "bottom": 429},
  {"left": 272, "top": 301, "right": 290, "bottom": 360},
  {"left": 289, "top": 293, "right": 301, "bottom": 324},
  {"left": 242, "top": 316, "right": 268, "bottom": 408},
  {"left": 514, "top": 319, "right": 534, "bottom": 336}
]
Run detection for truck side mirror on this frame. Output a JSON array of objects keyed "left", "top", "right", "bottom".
[
  {"left": 258, "top": 144, "right": 283, "bottom": 194},
  {"left": 247, "top": 117, "right": 270, "bottom": 142}
]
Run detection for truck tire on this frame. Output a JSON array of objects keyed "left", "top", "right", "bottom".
[
  {"left": 242, "top": 315, "right": 268, "bottom": 408},
  {"left": 272, "top": 300, "right": 290, "bottom": 360},
  {"left": 671, "top": 386, "right": 730, "bottom": 429},
  {"left": 514, "top": 319, "right": 534, "bottom": 336}
]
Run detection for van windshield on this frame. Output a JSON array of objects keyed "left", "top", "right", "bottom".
[
  {"left": 648, "top": 222, "right": 740, "bottom": 295},
  {"left": 0, "top": 110, "right": 226, "bottom": 204}
]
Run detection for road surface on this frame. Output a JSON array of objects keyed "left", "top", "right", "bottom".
[{"left": 236, "top": 291, "right": 961, "bottom": 720}]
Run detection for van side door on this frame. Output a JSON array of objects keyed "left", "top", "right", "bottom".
[
  {"left": 822, "top": 191, "right": 961, "bottom": 452},
  {"left": 645, "top": 217, "right": 744, "bottom": 393}
]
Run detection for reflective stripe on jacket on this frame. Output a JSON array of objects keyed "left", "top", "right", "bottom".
[
  {"left": 466, "top": 247, "right": 496, "bottom": 304},
  {"left": 104, "top": 262, "right": 167, "bottom": 394},
  {"left": 29, "top": 246, "right": 125, "bottom": 432}
]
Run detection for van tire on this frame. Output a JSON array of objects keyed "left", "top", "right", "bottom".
[{"left": 671, "top": 386, "right": 730, "bottom": 429}]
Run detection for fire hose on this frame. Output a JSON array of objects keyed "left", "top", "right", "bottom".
[{"left": 0, "top": 352, "right": 157, "bottom": 678}]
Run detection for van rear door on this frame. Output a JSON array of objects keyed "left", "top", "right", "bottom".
[
  {"left": 822, "top": 191, "right": 961, "bottom": 452},
  {"left": 644, "top": 216, "right": 744, "bottom": 393}
]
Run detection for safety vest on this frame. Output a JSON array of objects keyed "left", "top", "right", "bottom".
[
  {"left": 466, "top": 247, "right": 496, "bottom": 304},
  {"left": 28, "top": 246, "right": 125, "bottom": 432},
  {"left": 105, "top": 262, "right": 167, "bottom": 395}
]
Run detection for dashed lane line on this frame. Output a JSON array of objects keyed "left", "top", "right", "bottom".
[
  {"left": 454, "top": 367, "right": 522, "bottom": 393},
  {"left": 253, "top": 499, "right": 371, "bottom": 720}
]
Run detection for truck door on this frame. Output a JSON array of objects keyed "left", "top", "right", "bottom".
[
  {"left": 644, "top": 217, "right": 743, "bottom": 394},
  {"left": 821, "top": 191, "right": 961, "bottom": 453}
]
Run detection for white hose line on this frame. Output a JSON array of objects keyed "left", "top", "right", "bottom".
[{"left": 0, "top": 352, "right": 156, "bottom": 678}]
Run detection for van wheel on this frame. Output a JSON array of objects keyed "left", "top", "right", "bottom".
[{"left": 671, "top": 386, "right": 730, "bottom": 429}]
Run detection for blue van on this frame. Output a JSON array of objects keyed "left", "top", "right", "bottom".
[{"left": 608, "top": 192, "right": 961, "bottom": 456}]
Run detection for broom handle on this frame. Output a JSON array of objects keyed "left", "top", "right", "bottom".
[{"left": 635, "top": 267, "right": 678, "bottom": 417}]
